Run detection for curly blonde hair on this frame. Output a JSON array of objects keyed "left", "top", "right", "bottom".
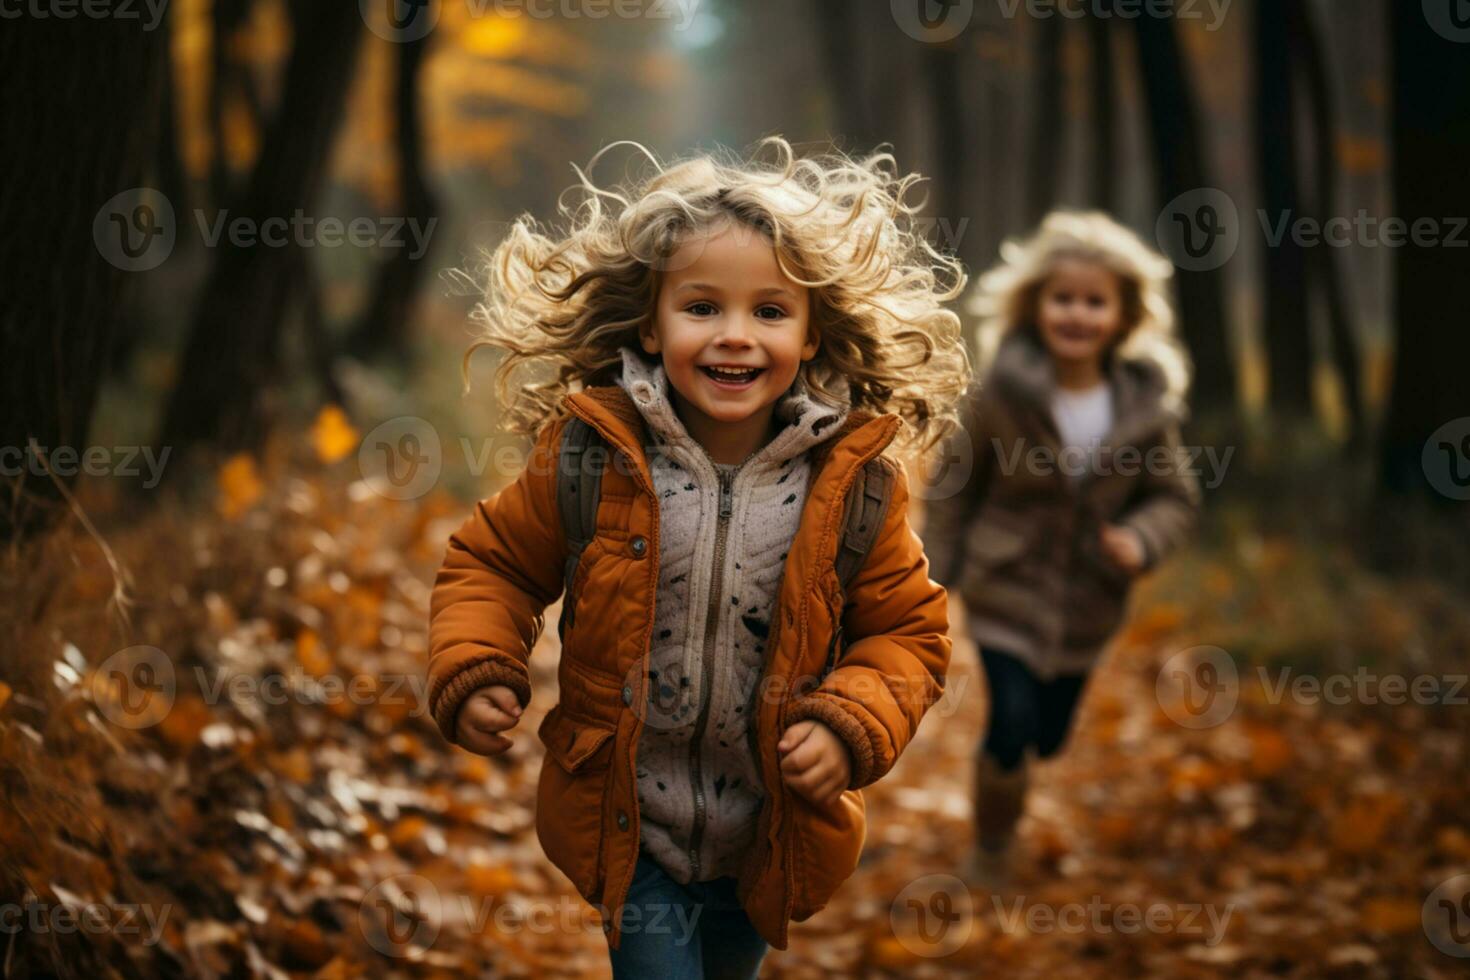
[
  {"left": 967, "top": 210, "right": 1192, "bottom": 411},
  {"left": 458, "top": 136, "right": 971, "bottom": 454}
]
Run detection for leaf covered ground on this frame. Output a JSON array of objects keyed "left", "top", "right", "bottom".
[{"left": 2, "top": 438, "right": 1467, "bottom": 978}]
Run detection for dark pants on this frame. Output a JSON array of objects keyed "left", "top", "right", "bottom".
[
  {"left": 608, "top": 849, "right": 769, "bottom": 980},
  {"left": 981, "top": 648, "right": 1089, "bottom": 772}
]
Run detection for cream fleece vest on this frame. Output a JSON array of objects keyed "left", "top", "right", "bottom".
[{"left": 613, "top": 345, "right": 851, "bottom": 883}]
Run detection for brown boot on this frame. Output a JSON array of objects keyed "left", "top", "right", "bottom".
[{"left": 969, "top": 752, "right": 1029, "bottom": 886}]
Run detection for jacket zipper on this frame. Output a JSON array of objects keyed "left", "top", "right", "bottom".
[{"left": 687, "top": 465, "right": 735, "bottom": 881}]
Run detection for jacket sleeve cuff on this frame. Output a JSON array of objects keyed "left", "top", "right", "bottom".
[
  {"left": 783, "top": 693, "right": 877, "bottom": 789},
  {"left": 430, "top": 658, "right": 532, "bottom": 743}
]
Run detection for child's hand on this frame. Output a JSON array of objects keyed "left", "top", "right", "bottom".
[
  {"left": 1099, "top": 523, "right": 1147, "bottom": 577},
  {"left": 454, "top": 685, "right": 523, "bottom": 756},
  {"left": 778, "top": 719, "right": 852, "bottom": 807}
]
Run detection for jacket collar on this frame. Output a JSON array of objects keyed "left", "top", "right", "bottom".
[
  {"left": 991, "top": 327, "right": 1179, "bottom": 450},
  {"left": 612, "top": 345, "right": 853, "bottom": 471},
  {"left": 564, "top": 353, "right": 897, "bottom": 491}
]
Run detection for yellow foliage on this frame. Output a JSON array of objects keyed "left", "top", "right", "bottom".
[
  {"left": 310, "top": 405, "right": 359, "bottom": 464},
  {"left": 217, "top": 454, "right": 265, "bottom": 520},
  {"left": 460, "top": 15, "right": 531, "bottom": 58}
]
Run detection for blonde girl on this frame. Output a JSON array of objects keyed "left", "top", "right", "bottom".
[
  {"left": 427, "top": 137, "right": 968, "bottom": 978},
  {"left": 921, "top": 210, "right": 1201, "bottom": 882}
]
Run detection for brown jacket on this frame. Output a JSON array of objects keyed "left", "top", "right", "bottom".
[
  {"left": 921, "top": 329, "right": 1201, "bottom": 678},
  {"left": 426, "top": 384, "right": 951, "bottom": 950}
]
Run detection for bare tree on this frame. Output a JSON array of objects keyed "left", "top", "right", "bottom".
[
  {"left": 1087, "top": 3, "right": 1118, "bottom": 212},
  {"left": 347, "top": 32, "right": 440, "bottom": 362},
  {"left": 1025, "top": 13, "right": 1065, "bottom": 226},
  {"left": 1378, "top": 1, "right": 1470, "bottom": 501},
  {"left": 1254, "top": 0, "right": 1312, "bottom": 418},
  {"left": 0, "top": 15, "right": 167, "bottom": 539},
  {"left": 1291, "top": 0, "right": 1363, "bottom": 446},
  {"left": 1132, "top": 12, "right": 1235, "bottom": 410},
  {"left": 157, "top": 3, "right": 365, "bottom": 466}
]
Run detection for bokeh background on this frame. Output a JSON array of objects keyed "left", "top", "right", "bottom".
[{"left": 2, "top": 1, "right": 1469, "bottom": 976}]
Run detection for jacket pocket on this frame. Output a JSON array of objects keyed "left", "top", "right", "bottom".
[
  {"left": 536, "top": 705, "right": 617, "bottom": 900},
  {"left": 789, "top": 789, "right": 866, "bottom": 920}
]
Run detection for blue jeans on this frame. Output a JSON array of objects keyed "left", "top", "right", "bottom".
[{"left": 607, "top": 850, "right": 769, "bottom": 980}]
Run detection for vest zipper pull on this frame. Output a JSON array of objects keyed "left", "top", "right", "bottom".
[{"left": 719, "top": 469, "right": 733, "bottom": 519}]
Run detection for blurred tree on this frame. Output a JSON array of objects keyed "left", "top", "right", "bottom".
[
  {"left": 1253, "top": 0, "right": 1312, "bottom": 418},
  {"left": 1292, "top": 0, "right": 1362, "bottom": 446},
  {"left": 812, "top": 0, "right": 892, "bottom": 154},
  {"left": 1024, "top": 13, "right": 1064, "bottom": 226},
  {"left": 0, "top": 16, "right": 167, "bottom": 539},
  {"left": 1379, "top": 0, "right": 1470, "bottom": 501},
  {"left": 1132, "top": 13, "right": 1234, "bottom": 410},
  {"left": 209, "top": 0, "right": 263, "bottom": 208},
  {"left": 157, "top": 3, "right": 364, "bottom": 467},
  {"left": 1087, "top": 2, "right": 1118, "bottom": 212},
  {"left": 346, "top": 31, "right": 440, "bottom": 362},
  {"left": 920, "top": 34, "right": 971, "bottom": 273}
]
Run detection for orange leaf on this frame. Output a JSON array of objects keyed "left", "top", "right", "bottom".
[
  {"left": 295, "top": 629, "right": 333, "bottom": 678},
  {"left": 310, "top": 405, "right": 358, "bottom": 464},
  {"left": 1331, "top": 792, "right": 1405, "bottom": 856},
  {"left": 1359, "top": 897, "right": 1422, "bottom": 935},
  {"left": 217, "top": 454, "right": 264, "bottom": 519}
]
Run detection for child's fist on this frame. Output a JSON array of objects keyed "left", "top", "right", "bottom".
[
  {"left": 1099, "top": 523, "right": 1147, "bottom": 577},
  {"left": 778, "top": 719, "right": 852, "bottom": 807},
  {"left": 454, "top": 685, "right": 523, "bottom": 756}
]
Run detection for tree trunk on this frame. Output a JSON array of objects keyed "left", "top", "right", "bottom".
[
  {"left": 347, "top": 32, "right": 440, "bottom": 362},
  {"left": 1255, "top": 0, "right": 1312, "bottom": 418},
  {"left": 812, "top": 0, "right": 878, "bottom": 152},
  {"left": 920, "top": 37, "right": 971, "bottom": 272},
  {"left": 1378, "top": 1, "right": 1470, "bottom": 501},
  {"left": 1132, "top": 12, "right": 1235, "bottom": 410},
  {"left": 1088, "top": 5, "right": 1117, "bottom": 212},
  {"left": 0, "top": 15, "right": 166, "bottom": 540},
  {"left": 1025, "top": 13, "right": 1065, "bottom": 225},
  {"left": 1290, "top": 0, "right": 1363, "bottom": 446},
  {"left": 157, "top": 3, "right": 364, "bottom": 466}
]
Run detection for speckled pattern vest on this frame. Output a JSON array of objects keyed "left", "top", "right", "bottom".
[{"left": 612, "top": 346, "right": 851, "bottom": 883}]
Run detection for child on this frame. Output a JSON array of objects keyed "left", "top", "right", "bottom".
[
  {"left": 920, "top": 211, "right": 1201, "bottom": 883},
  {"left": 426, "top": 138, "right": 969, "bottom": 978}
]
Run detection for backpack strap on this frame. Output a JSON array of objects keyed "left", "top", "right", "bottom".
[
  {"left": 834, "top": 456, "right": 897, "bottom": 596},
  {"left": 554, "top": 413, "right": 658, "bottom": 642},
  {"left": 818, "top": 456, "right": 897, "bottom": 683},
  {"left": 555, "top": 416, "right": 605, "bottom": 642}
]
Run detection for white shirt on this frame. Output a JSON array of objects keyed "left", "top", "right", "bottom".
[{"left": 1050, "top": 382, "right": 1113, "bottom": 480}]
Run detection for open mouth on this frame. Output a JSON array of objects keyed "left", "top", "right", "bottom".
[
  {"left": 1054, "top": 325, "right": 1100, "bottom": 342},
  {"left": 699, "top": 365, "right": 765, "bottom": 389}
]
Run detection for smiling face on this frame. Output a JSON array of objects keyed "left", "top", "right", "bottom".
[
  {"left": 639, "top": 220, "right": 819, "bottom": 459},
  {"left": 1034, "top": 257, "right": 1128, "bottom": 373}
]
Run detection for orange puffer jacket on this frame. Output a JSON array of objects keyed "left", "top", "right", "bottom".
[{"left": 426, "top": 383, "right": 951, "bottom": 950}]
